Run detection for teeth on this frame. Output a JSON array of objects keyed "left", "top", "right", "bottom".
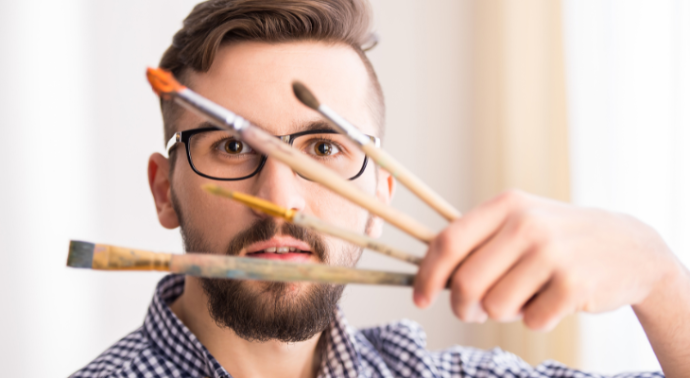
[{"left": 257, "top": 246, "right": 303, "bottom": 254}]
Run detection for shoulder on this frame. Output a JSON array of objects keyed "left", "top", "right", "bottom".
[
  {"left": 355, "top": 319, "right": 445, "bottom": 375},
  {"left": 353, "top": 320, "right": 565, "bottom": 377},
  {"left": 358, "top": 318, "right": 428, "bottom": 353},
  {"left": 69, "top": 327, "right": 186, "bottom": 378}
]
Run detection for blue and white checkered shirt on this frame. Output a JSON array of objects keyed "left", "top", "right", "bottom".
[{"left": 71, "top": 274, "right": 663, "bottom": 378}]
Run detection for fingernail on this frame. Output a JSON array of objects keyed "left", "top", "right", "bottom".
[
  {"left": 413, "top": 292, "right": 428, "bottom": 308},
  {"left": 466, "top": 302, "right": 488, "bottom": 323},
  {"left": 502, "top": 313, "right": 523, "bottom": 322}
]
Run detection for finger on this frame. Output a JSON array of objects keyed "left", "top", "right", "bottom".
[
  {"left": 448, "top": 214, "right": 533, "bottom": 321},
  {"left": 482, "top": 249, "right": 554, "bottom": 322},
  {"left": 414, "top": 191, "right": 527, "bottom": 308},
  {"left": 522, "top": 274, "right": 577, "bottom": 331}
]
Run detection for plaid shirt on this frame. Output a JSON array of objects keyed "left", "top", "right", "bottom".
[{"left": 71, "top": 275, "right": 663, "bottom": 378}]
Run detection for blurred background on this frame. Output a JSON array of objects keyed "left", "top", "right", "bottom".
[{"left": 1, "top": 0, "right": 688, "bottom": 376}]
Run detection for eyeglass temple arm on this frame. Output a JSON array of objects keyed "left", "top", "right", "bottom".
[{"left": 165, "top": 132, "right": 182, "bottom": 157}]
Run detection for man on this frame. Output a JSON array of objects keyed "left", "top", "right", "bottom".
[{"left": 73, "top": 0, "right": 690, "bottom": 377}]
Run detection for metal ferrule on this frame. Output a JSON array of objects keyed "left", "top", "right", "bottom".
[
  {"left": 319, "top": 105, "right": 372, "bottom": 146},
  {"left": 175, "top": 88, "right": 249, "bottom": 133}
]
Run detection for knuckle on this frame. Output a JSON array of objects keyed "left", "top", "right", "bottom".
[
  {"left": 555, "top": 272, "right": 578, "bottom": 299},
  {"left": 450, "top": 272, "right": 480, "bottom": 301},
  {"left": 496, "top": 189, "right": 527, "bottom": 208},
  {"left": 512, "top": 210, "right": 552, "bottom": 247},
  {"left": 449, "top": 291, "right": 469, "bottom": 320},
  {"left": 536, "top": 242, "right": 558, "bottom": 264},
  {"left": 523, "top": 305, "right": 560, "bottom": 331},
  {"left": 432, "top": 229, "right": 458, "bottom": 258},
  {"left": 482, "top": 297, "right": 509, "bottom": 320},
  {"left": 523, "top": 312, "right": 548, "bottom": 331},
  {"left": 450, "top": 301, "right": 464, "bottom": 320}
]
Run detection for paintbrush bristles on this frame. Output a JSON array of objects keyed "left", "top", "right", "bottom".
[
  {"left": 203, "top": 184, "right": 295, "bottom": 220},
  {"left": 146, "top": 67, "right": 185, "bottom": 97},
  {"left": 292, "top": 81, "right": 320, "bottom": 110},
  {"left": 67, "top": 240, "right": 95, "bottom": 268}
]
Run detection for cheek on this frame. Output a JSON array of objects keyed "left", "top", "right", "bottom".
[
  {"left": 304, "top": 171, "right": 376, "bottom": 232},
  {"left": 321, "top": 234, "right": 363, "bottom": 267},
  {"left": 172, "top": 168, "right": 255, "bottom": 253}
]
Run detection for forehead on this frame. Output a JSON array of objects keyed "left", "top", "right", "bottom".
[{"left": 181, "top": 41, "right": 376, "bottom": 136}]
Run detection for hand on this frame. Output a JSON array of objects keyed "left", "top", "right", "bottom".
[{"left": 413, "top": 190, "right": 679, "bottom": 331}]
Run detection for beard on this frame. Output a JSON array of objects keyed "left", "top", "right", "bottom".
[{"left": 173, "top": 193, "right": 363, "bottom": 343}]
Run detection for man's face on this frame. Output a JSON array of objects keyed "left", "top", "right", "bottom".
[{"left": 156, "top": 41, "right": 391, "bottom": 341}]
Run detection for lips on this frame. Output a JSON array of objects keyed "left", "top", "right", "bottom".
[{"left": 243, "top": 236, "right": 315, "bottom": 262}]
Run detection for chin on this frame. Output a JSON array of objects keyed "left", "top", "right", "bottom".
[{"left": 244, "top": 279, "right": 312, "bottom": 297}]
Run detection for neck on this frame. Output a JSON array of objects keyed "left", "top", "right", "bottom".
[{"left": 169, "top": 277, "right": 324, "bottom": 378}]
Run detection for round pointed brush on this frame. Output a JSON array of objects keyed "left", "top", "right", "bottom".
[{"left": 292, "top": 82, "right": 461, "bottom": 221}]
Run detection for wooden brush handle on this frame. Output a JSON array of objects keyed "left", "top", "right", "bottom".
[
  {"left": 361, "top": 144, "right": 461, "bottom": 221},
  {"left": 73, "top": 242, "right": 428, "bottom": 287},
  {"left": 240, "top": 126, "right": 436, "bottom": 243},
  {"left": 293, "top": 212, "right": 422, "bottom": 265},
  {"left": 171, "top": 253, "right": 415, "bottom": 286},
  {"left": 92, "top": 244, "right": 171, "bottom": 271}
]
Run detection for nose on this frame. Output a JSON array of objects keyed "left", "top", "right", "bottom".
[{"left": 250, "top": 154, "right": 306, "bottom": 218}]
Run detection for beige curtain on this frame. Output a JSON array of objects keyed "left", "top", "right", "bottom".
[{"left": 465, "top": 0, "right": 579, "bottom": 367}]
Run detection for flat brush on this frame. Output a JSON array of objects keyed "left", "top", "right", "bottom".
[
  {"left": 67, "top": 240, "right": 416, "bottom": 286},
  {"left": 146, "top": 68, "right": 435, "bottom": 243},
  {"left": 292, "top": 82, "right": 461, "bottom": 222},
  {"left": 202, "top": 184, "right": 422, "bottom": 265}
]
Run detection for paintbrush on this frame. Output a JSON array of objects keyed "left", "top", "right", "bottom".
[
  {"left": 292, "top": 82, "right": 461, "bottom": 222},
  {"left": 202, "top": 184, "right": 422, "bottom": 265},
  {"left": 66, "top": 240, "right": 415, "bottom": 286},
  {"left": 146, "top": 68, "right": 435, "bottom": 243}
]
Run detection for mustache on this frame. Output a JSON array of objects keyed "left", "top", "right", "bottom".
[{"left": 225, "top": 217, "right": 328, "bottom": 263}]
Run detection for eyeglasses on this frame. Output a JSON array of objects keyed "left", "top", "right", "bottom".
[{"left": 166, "top": 127, "right": 380, "bottom": 181}]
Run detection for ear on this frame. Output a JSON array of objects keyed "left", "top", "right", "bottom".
[
  {"left": 366, "top": 168, "right": 396, "bottom": 238},
  {"left": 148, "top": 153, "right": 180, "bottom": 229}
]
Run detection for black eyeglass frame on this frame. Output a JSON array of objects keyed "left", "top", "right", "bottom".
[{"left": 166, "top": 126, "right": 380, "bottom": 181}]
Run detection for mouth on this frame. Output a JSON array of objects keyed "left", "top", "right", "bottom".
[{"left": 243, "top": 236, "right": 315, "bottom": 263}]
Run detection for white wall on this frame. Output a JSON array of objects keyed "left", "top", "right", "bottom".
[
  {"left": 0, "top": 1, "right": 193, "bottom": 376},
  {"left": 0, "top": 1, "right": 473, "bottom": 376},
  {"left": 563, "top": 0, "right": 690, "bottom": 373}
]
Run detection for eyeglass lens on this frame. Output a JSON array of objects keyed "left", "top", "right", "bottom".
[{"left": 187, "top": 129, "right": 367, "bottom": 180}]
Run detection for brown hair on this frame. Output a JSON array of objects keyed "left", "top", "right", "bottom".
[{"left": 159, "top": 0, "right": 384, "bottom": 143}]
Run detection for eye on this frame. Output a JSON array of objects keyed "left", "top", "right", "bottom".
[
  {"left": 221, "top": 139, "right": 252, "bottom": 155},
  {"left": 313, "top": 141, "right": 340, "bottom": 156}
]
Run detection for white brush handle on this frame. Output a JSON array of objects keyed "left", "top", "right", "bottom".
[
  {"left": 361, "top": 144, "right": 461, "bottom": 221},
  {"left": 293, "top": 212, "right": 422, "bottom": 265}
]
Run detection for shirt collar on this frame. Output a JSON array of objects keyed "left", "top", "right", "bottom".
[
  {"left": 320, "top": 309, "right": 362, "bottom": 378},
  {"left": 144, "top": 274, "right": 228, "bottom": 377},
  {"left": 143, "top": 274, "right": 361, "bottom": 378}
]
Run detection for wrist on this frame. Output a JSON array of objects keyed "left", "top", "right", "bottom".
[
  {"left": 631, "top": 258, "right": 690, "bottom": 376},
  {"left": 633, "top": 257, "right": 688, "bottom": 314}
]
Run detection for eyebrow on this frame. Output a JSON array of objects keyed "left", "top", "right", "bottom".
[
  {"left": 192, "top": 120, "right": 339, "bottom": 135},
  {"left": 299, "top": 120, "right": 338, "bottom": 133}
]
